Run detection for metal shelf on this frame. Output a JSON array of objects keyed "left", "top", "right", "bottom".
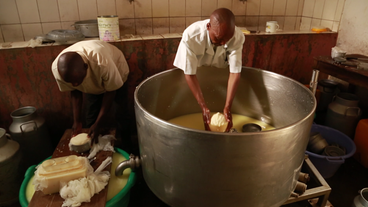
[{"left": 282, "top": 155, "right": 332, "bottom": 207}]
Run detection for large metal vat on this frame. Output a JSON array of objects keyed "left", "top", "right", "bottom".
[{"left": 134, "top": 66, "right": 316, "bottom": 207}]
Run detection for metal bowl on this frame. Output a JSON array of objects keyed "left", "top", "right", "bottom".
[
  {"left": 46, "top": 29, "right": 85, "bottom": 44},
  {"left": 73, "top": 19, "right": 99, "bottom": 37}
]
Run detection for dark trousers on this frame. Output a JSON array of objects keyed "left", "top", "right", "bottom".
[{"left": 84, "top": 84, "right": 136, "bottom": 153}]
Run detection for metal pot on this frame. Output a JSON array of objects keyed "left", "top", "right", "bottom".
[
  {"left": 353, "top": 188, "right": 368, "bottom": 207},
  {"left": 0, "top": 128, "right": 23, "bottom": 206},
  {"left": 73, "top": 19, "right": 99, "bottom": 37},
  {"left": 118, "top": 66, "right": 316, "bottom": 207},
  {"left": 325, "top": 92, "right": 361, "bottom": 138},
  {"left": 9, "top": 106, "right": 53, "bottom": 169}
]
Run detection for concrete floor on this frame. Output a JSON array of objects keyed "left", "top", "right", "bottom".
[{"left": 7, "top": 155, "right": 368, "bottom": 207}]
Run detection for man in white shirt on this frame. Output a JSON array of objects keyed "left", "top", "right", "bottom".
[
  {"left": 52, "top": 40, "right": 130, "bottom": 148},
  {"left": 173, "top": 8, "right": 245, "bottom": 132}
]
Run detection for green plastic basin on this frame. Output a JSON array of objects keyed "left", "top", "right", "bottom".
[{"left": 19, "top": 148, "right": 136, "bottom": 207}]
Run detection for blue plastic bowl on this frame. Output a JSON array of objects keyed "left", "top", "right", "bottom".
[{"left": 306, "top": 124, "right": 356, "bottom": 178}]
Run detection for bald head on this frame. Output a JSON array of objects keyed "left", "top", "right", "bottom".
[
  {"left": 207, "top": 8, "right": 235, "bottom": 46},
  {"left": 57, "top": 52, "right": 87, "bottom": 86}
]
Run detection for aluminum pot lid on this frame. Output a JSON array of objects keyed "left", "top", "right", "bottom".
[
  {"left": 74, "top": 19, "right": 97, "bottom": 25},
  {"left": 323, "top": 145, "right": 346, "bottom": 157},
  {"left": 46, "top": 29, "right": 85, "bottom": 43}
]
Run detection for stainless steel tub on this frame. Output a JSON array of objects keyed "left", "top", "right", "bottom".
[{"left": 133, "top": 66, "right": 316, "bottom": 207}]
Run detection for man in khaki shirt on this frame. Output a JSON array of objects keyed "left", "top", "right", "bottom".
[
  {"left": 174, "top": 8, "right": 244, "bottom": 131},
  {"left": 52, "top": 40, "right": 131, "bottom": 150}
]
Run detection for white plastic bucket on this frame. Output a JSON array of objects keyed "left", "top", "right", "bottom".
[{"left": 97, "top": 15, "right": 120, "bottom": 42}]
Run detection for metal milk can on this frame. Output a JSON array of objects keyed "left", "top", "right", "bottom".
[
  {"left": 325, "top": 93, "right": 361, "bottom": 138},
  {"left": 0, "top": 128, "right": 23, "bottom": 206},
  {"left": 9, "top": 106, "right": 53, "bottom": 169},
  {"left": 352, "top": 188, "right": 368, "bottom": 207},
  {"left": 316, "top": 79, "right": 339, "bottom": 112}
]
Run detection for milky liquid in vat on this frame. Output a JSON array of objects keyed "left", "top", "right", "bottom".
[{"left": 168, "top": 113, "right": 275, "bottom": 132}]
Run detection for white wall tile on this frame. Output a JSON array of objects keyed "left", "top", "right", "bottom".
[
  {"left": 153, "top": 18, "right": 169, "bottom": 34},
  {"left": 186, "top": 0, "right": 202, "bottom": 16},
  {"left": 302, "top": 0, "right": 315, "bottom": 17},
  {"left": 0, "top": 0, "right": 20, "bottom": 24},
  {"left": 97, "top": 0, "right": 117, "bottom": 16},
  {"left": 320, "top": 19, "right": 333, "bottom": 29},
  {"left": 152, "top": 0, "right": 168, "bottom": 17},
  {"left": 295, "top": 16, "right": 301, "bottom": 30},
  {"left": 170, "top": 0, "right": 185, "bottom": 16},
  {"left": 322, "top": 0, "right": 338, "bottom": 20},
  {"left": 170, "top": 17, "right": 185, "bottom": 33},
  {"left": 232, "top": 0, "right": 246, "bottom": 16},
  {"left": 300, "top": 17, "right": 311, "bottom": 30},
  {"left": 258, "top": 16, "right": 269, "bottom": 31},
  {"left": 332, "top": 21, "right": 339, "bottom": 32},
  {"left": 22, "top": 23, "right": 42, "bottom": 40},
  {"left": 0, "top": 27, "right": 4, "bottom": 42},
  {"left": 78, "top": 0, "right": 98, "bottom": 20},
  {"left": 297, "top": 0, "right": 305, "bottom": 15},
  {"left": 235, "top": 16, "right": 246, "bottom": 27},
  {"left": 245, "top": 16, "right": 259, "bottom": 30},
  {"left": 284, "top": 16, "right": 296, "bottom": 31},
  {"left": 246, "top": 0, "right": 260, "bottom": 16},
  {"left": 186, "top": 17, "right": 201, "bottom": 27},
  {"left": 334, "top": 0, "right": 345, "bottom": 21},
  {"left": 202, "top": 0, "right": 217, "bottom": 17},
  {"left": 136, "top": 18, "right": 152, "bottom": 34},
  {"left": 116, "top": 0, "right": 134, "bottom": 18},
  {"left": 135, "top": 0, "right": 152, "bottom": 18},
  {"left": 285, "top": 0, "right": 298, "bottom": 15},
  {"left": 218, "top": 0, "right": 232, "bottom": 10},
  {"left": 120, "top": 19, "right": 136, "bottom": 35},
  {"left": 273, "top": 0, "right": 287, "bottom": 16},
  {"left": 2, "top": 24, "right": 23, "bottom": 42},
  {"left": 260, "top": 0, "right": 274, "bottom": 15},
  {"left": 42, "top": 22, "right": 62, "bottom": 34},
  {"left": 272, "top": 16, "right": 285, "bottom": 30},
  {"left": 16, "top": 0, "right": 40, "bottom": 23},
  {"left": 58, "top": 0, "right": 79, "bottom": 21},
  {"left": 61, "top": 21, "right": 75, "bottom": 30},
  {"left": 311, "top": 18, "right": 321, "bottom": 28},
  {"left": 0, "top": 28, "right": 4, "bottom": 42},
  {"left": 313, "top": 0, "right": 325, "bottom": 19},
  {"left": 37, "top": 0, "right": 60, "bottom": 22}
]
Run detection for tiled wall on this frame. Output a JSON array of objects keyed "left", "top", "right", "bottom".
[
  {"left": 0, "top": 0, "right": 344, "bottom": 43},
  {"left": 300, "top": 0, "right": 345, "bottom": 32}
]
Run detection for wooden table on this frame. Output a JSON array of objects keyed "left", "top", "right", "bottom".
[
  {"left": 309, "top": 56, "right": 368, "bottom": 95},
  {"left": 28, "top": 129, "right": 115, "bottom": 207}
]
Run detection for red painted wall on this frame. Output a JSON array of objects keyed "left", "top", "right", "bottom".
[{"left": 0, "top": 33, "right": 337, "bottom": 146}]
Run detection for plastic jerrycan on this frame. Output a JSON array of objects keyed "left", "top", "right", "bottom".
[{"left": 354, "top": 119, "right": 368, "bottom": 168}]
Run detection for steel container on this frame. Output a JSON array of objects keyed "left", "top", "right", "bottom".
[
  {"left": 352, "top": 188, "right": 368, "bottom": 207},
  {"left": 9, "top": 106, "right": 53, "bottom": 170},
  {"left": 73, "top": 19, "right": 99, "bottom": 37},
  {"left": 0, "top": 128, "right": 23, "bottom": 206},
  {"left": 134, "top": 66, "right": 316, "bottom": 207},
  {"left": 325, "top": 92, "right": 361, "bottom": 138}
]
